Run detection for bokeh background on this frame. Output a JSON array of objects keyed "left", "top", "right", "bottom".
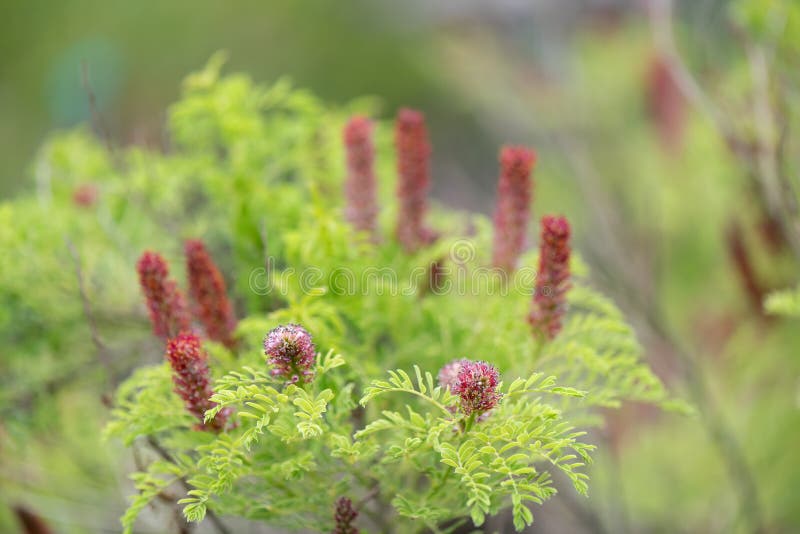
[{"left": 3, "top": 0, "right": 800, "bottom": 532}]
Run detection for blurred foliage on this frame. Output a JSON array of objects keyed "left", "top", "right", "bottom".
[{"left": 0, "top": 0, "right": 490, "bottom": 199}]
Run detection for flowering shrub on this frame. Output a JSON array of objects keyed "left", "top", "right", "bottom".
[{"left": 96, "top": 58, "right": 686, "bottom": 534}]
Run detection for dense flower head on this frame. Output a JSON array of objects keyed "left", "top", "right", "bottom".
[
  {"left": 332, "top": 497, "right": 358, "bottom": 534},
  {"left": 438, "top": 358, "right": 468, "bottom": 391},
  {"left": 136, "top": 251, "right": 191, "bottom": 339},
  {"left": 528, "top": 215, "right": 572, "bottom": 340},
  {"left": 343, "top": 116, "right": 378, "bottom": 238},
  {"left": 492, "top": 146, "right": 536, "bottom": 272},
  {"left": 395, "top": 108, "right": 437, "bottom": 252},
  {"left": 451, "top": 360, "right": 502, "bottom": 417},
  {"left": 166, "top": 332, "right": 229, "bottom": 432},
  {"left": 185, "top": 239, "right": 237, "bottom": 349},
  {"left": 264, "top": 324, "right": 317, "bottom": 384}
]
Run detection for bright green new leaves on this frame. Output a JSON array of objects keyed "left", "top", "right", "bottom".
[
  {"left": 356, "top": 367, "right": 595, "bottom": 531},
  {"left": 98, "top": 60, "right": 683, "bottom": 533}
]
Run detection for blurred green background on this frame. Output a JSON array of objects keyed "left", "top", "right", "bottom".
[
  {"left": 3, "top": 0, "right": 800, "bottom": 532},
  {"left": 1, "top": 0, "right": 502, "bottom": 204}
]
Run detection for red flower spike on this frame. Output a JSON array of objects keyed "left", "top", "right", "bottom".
[
  {"left": 395, "top": 108, "right": 436, "bottom": 252},
  {"left": 166, "top": 332, "right": 229, "bottom": 432},
  {"left": 136, "top": 251, "right": 191, "bottom": 339},
  {"left": 332, "top": 497, "right": 358, "bottom": 534},
  {"left": 528, "top": 215, "right": 572, "bottom": 340},
  {"left": 343, "top": 116, "right": 378, "bottom": 239},
  {"left": 492, "top": 146, "right": 536, "bottom": 272},
  {"left": 185, "top": 239, "right": 238, "bottom": 349}
]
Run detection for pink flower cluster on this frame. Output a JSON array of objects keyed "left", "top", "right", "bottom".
[
  {"left": 437, "top": 358, "right": 468, "bottom": 391},
  {"left": 528, "top": 215, "right": 572, "bottom": 340},
  {"left": 449, "top": 360, "right": 502, "bottom": 417},
  {"left": 263, "top": 324, "right": 317, "bottom": 384},
  {"left": 166, "top": 332, "right": 229, "bottom": 432}
]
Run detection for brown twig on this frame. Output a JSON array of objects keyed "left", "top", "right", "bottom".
[
  {"left": 12, "top": 505, "right": 55, "bottom": 534},
  {"left": 725, "top": 221, "right": 769, "bottom": 317},
  {"left": 647, "top": 0, "right": 800, "bottom": 264},
  {"left": 355, "top": 485, "right": 380, "bottom": 511},
  {"left": 80, "top": 61, "right": 115, "bottom": 155},
  {"left": 66, "top": 238, "right": 115, "bottom": 397}
]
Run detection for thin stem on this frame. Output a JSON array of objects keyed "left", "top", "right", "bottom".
[
  {"left": 355, "top": 486, "right": 380, "bottom": 511},
  {"left": 426, "top": 466, "right": 453, "bottom": 501},
  {"left": 462, "top": 412, "right": 477, "bottom": 434},
  {"left": 80, "top": 61, "right": 115, "bottom": 155},
  {"left": 374, "top": 388, "right": 453, "bottom": 417},
  {"left": 66, "top": 238, "right": 115, "bottom": 395}
]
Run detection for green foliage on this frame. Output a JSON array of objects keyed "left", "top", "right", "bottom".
[
  {"left": 94, "top": 60, "right": 681, "bottom": 533},
  {"left": 765, "top": 285, "right": 800, "bottom": 318},
  {"left": 0, "top": 55, "right": 681, "bottom": 533}
]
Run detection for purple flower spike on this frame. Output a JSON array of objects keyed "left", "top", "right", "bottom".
[{"left": 263, "top": 324, "right": 317, "bottom": 385}]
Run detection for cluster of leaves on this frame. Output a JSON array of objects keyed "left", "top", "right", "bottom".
[{"left": 96, "top": 58, "right": 683, "bottom": 533}]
